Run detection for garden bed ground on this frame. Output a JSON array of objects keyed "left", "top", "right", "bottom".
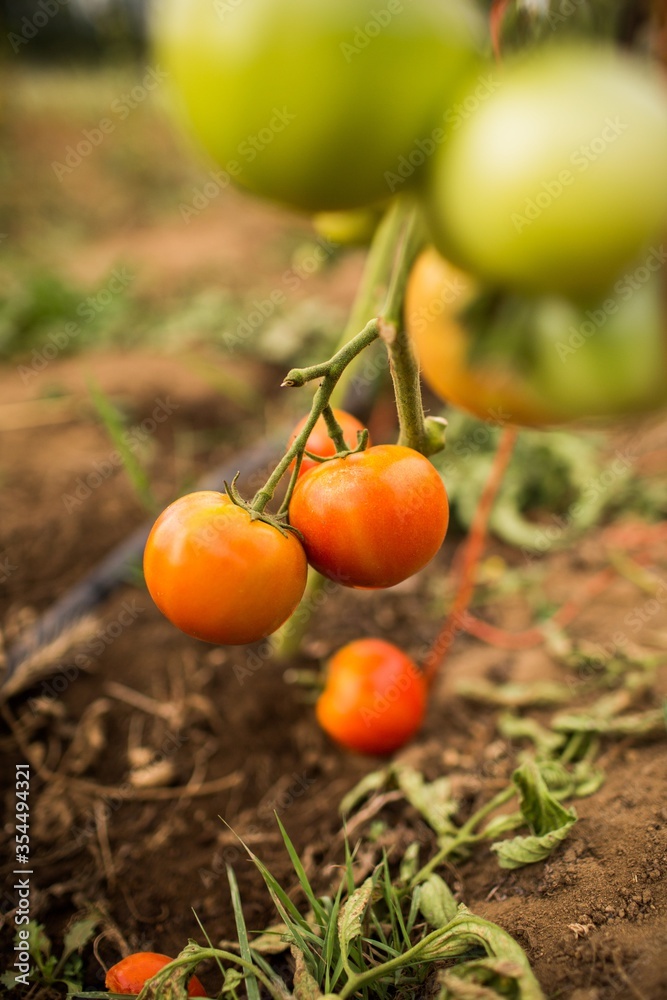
[
  {"left": 1, "top": 63, "right": 666, "bottom": 1000},
  {"left": 1, "top": 351, "right": 666, "bottom": 1000}
]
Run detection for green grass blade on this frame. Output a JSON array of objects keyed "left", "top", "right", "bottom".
[
  {"left": 88, "top": 378, "right": 156, "bottom": 513},
  {"left": 275, "top": 816, "right": 328, "bottom": 927},
  {"left": 226, "top": 867, "right": 261, "bottom": 1000}
]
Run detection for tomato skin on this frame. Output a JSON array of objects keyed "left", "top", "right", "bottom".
[
  {"left": 105, "top": 953, "right": 206, "bottom": 997},
  {"left": 143, "top": 491, "right": 307, "bottom": 645},
  {"left": 426, "top": 45, "right": 667, "bottom": 297},
  {"left": 154, "top": 0, "right": 483, "bottom": 212},
  {"left": 288, "top": 445, "right": 448, "bottom": 589},
  {"left": 406, "top": 247, "right": 667, "bottom": 425},
  {"left": 316, "top": 639, "right": 426, "bottom": 755},
  {"left": 405, "top": 247, "right": 556, "bottom": 426},
  {"left": 288, "top": 409, "right": 369, "bottom": 478}
]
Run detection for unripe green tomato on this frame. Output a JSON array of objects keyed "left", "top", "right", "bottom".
[
  {"left": 529, "top": 258, "right": 667, "bottom": 419},
  {"left": 153, "top": 0, "right": 483, "bottom": 212},
  {"left": 406, "top": 246, "right": 667, "bottom": 426},
  {"left": 425, "top": 44, "right": 667, "bottom": 298}
]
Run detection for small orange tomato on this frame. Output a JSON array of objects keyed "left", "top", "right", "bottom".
[
  {"left": 288, "top": 444, "right": 448, "bottom": 589},
  {"left": 143, "top": 491, "right": 307, "bottom": 645},
  {"left": 316, "top": 639, "right": 426, "bottom": 755},
  {"left": 288, "top": 408, "right": 368, "bottom": 478},
  {"left": 105, "top": 952, "right": 207, "bottom": 996}
]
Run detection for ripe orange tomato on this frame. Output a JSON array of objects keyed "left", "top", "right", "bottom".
[
  {"left": 144, "top": 491, "right": 307, "bottom": 645},
  {"left": 288, "top": 408, "right": 369, "bottom": 478},
  {"left": 405, "top": 247, "right": 559, "bottom": 426},
  {"left": 288, "top": 444, "right": 448, "bottom": 589},
  {"left": 316, "top": 639, "right": 426, "bottom": 755},
  {"left": 105, "top": 952, "right": 206, "bottom": 997}
]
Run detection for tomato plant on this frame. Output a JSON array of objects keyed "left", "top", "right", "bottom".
[
  {"left": 316, "top": 638, "right": 426, "bottom": 754},
  {"left": 105, "top": 953, "right": 206, "bottom": 997},
  {"left": 288, "top": 408, "right": 369, "bottom": 478},
  {"left": 154, "top": 0, "right": 482, "bottom": 211},
  {"left": 406, "top": 246, "right": 667, "bottom": 425},
  {"left": 426, "top": 44, "right": 667, "bottom": 297},
  {"left": 143, "top": 491, "right": 307, "bottom": 645},
  {"left": 288, "top": 444, "right": 449, "bottom": 589}
]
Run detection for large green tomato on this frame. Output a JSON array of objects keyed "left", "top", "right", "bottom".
[
  {"left": 425, "top": 45, "right": 667, "bottom": 298},
  {"left": 406, "top": 246, "right": 667, "bottom": 425},
  {"left": 529, "top": 251, "right": 667, "bottom": 419},
  {"left": 153, "top": 0, "right": 483, "bottom": 212}
]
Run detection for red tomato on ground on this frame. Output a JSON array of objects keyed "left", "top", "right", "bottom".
[
  {"left": 105, "top": 952, "right": 206, "bottom": 996},
  {"left": 316, "top": 639, "right": 426, "bottom": 755},
  {"left": 144, "top": 491, "right": 307, "bottom": 645},
  {"left": 288, "top": 408, "right": 369, "bottom": 478},
  {"left": 288, "top": 444, "right": 448, "bottom": 588}
]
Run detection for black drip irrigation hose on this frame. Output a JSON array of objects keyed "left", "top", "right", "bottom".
[{"left": 1, "top": 437, "right": 280, "bottom": 698}]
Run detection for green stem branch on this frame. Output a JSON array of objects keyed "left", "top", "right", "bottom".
[{"left": 251, "top": 318, "right": 379, "bottom": 514}]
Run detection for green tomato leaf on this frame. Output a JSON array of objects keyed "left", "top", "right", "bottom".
[
  {"left": 399, "top": 841, "right": 421, "bottom": 884},
  {"left": 489, "top": 761, "right": 577, "bottom": 870},
  {"left": 513, "top": 760, "right": 576, "bottom": 837},
  {"left": 439, "top": 956, "right": 545, "bottom": 1000},
  {"left": 339, "top": 768, "right": 390, "bottom": 816},
  {"left": 337, "top": 877, "right": 373, "bottom": 958},
  {"left": 62, "top": 914, "right": 100, "bottom": 962},
  {"left": 419, "top": 874, "right": 459, "bottom": 928},
  {"left": 491, "top": 821, "right": 576, "bottom": 870},
  {"left": 395, "top": 765, "right": 458, "bottom": 837}
]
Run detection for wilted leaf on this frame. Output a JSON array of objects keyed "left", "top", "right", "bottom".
[
  {"left": 395, "top": 766, "right": 458, "bottom": 837},
  {"left": 439, "top": 956, "right": 546, "bottom": 1000},
  {"left": 513, "top": 760, "right": 576, "bottom": 837},
  {"left": 338, "top": 878, "right": 373, "bottom": 957},
  {"left": 419, "top": 874, "right": 458, "bottom": 928},
  {"left": 491, "top": 823, "right": 576, "bottom": 870},
  {"left": 340, "top": 768, "right": 390, "bottom": 816},
  {"left": 62, "top": 913, "right": 101, "bottom": 961},
  {"left": 399, "top": 841, "right": 420, "bottom": 884},
  {"left": 291, "top": 945, "right": 323, "bottom": 1000}
]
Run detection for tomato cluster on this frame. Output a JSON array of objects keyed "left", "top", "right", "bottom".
[{"left": 144, "top": 417, "right": 448, "bottom": 642}]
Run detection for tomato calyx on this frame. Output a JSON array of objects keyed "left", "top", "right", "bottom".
[{"left": 223, "top": 473, "right": 303, "bottom": 541}]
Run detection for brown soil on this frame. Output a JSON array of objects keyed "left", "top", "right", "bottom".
[{"left": 1, "top": 349, "right": 666, "bottom": 1000}]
